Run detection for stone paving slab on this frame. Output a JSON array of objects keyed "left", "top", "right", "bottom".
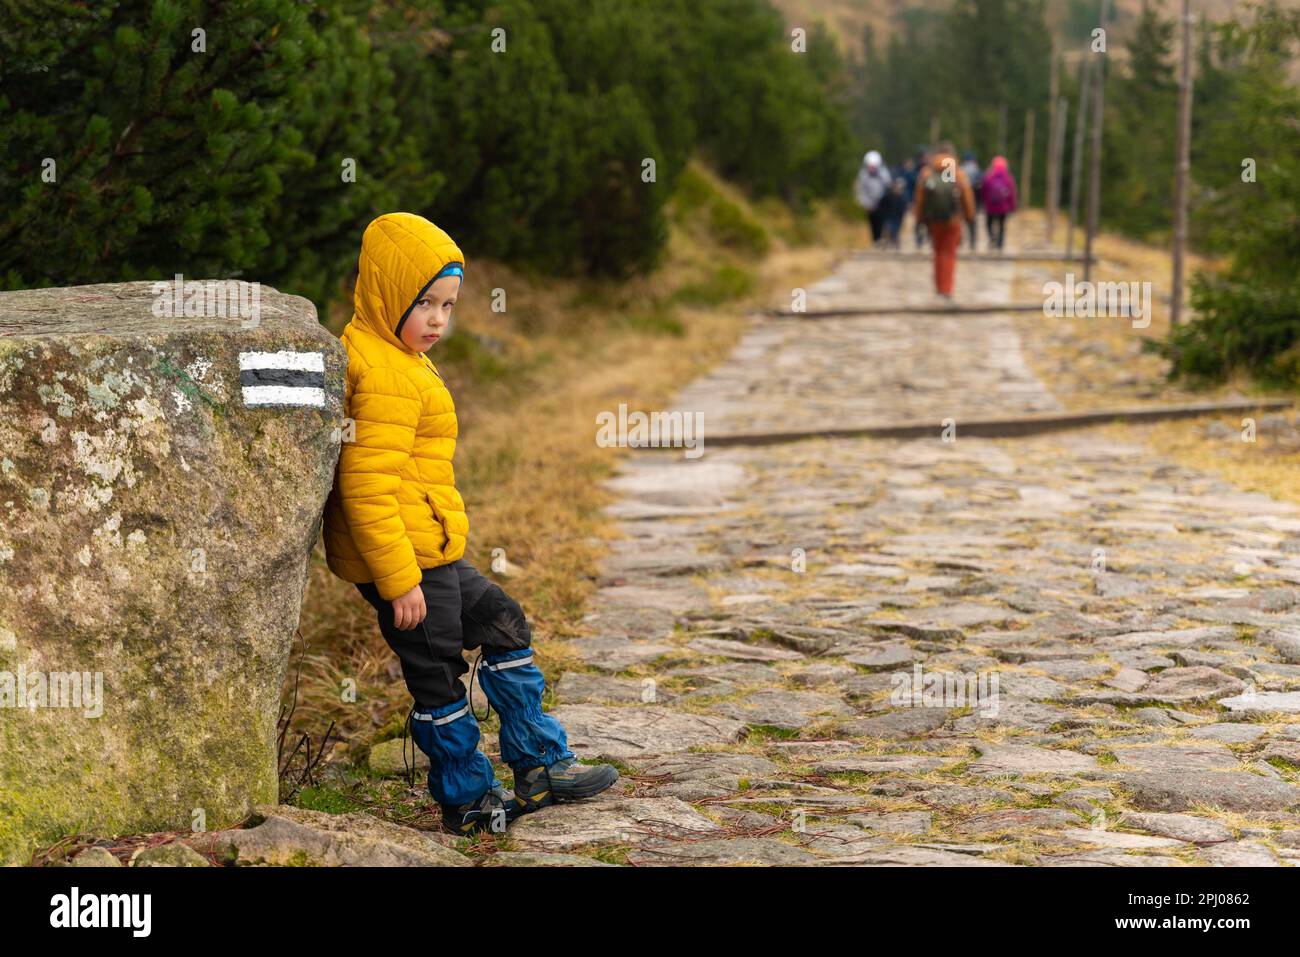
[
  {"left": 507, "top": 797, "right": 722, "bottom": 852},
  {"left": 548, "top": 705, "right": 748, "bottom": 759}
]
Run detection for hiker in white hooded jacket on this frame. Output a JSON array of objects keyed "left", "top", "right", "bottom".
[{"left": 854, "top": 150, "right": 892, "bottom": 244}]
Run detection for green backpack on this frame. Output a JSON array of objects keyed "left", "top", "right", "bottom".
[{"left": 922, "top": 168, "right": 961, "bottom": 223}]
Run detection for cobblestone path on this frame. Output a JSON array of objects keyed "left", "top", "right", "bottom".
[
  {"left": 670, "top": 256, "right": 1061, "bottom": 434},
  {"left": 509, "top": 252, "right": 1300, "bottom": 866}
]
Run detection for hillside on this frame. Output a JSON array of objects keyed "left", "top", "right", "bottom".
[{"left": 773, "top": 0, "right": 1268, "bottom": 58}]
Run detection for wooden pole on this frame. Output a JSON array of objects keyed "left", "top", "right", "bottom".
[
  {"left": 1171, "top": 0, "right": 1194, "bottom": 326},
  {"left": 1045, "top": 50, "right": 1062, "bottom": 237},
  {"left": 1066, "top": 56, "right": 1092, "bottom": 259},
  {"left": 1020, "top": 109, "right": 1035, "bottom": 209},
  {"left": 1083, "top": 0, "right": 1109, "bottom": 283},
  {"left": 1045, "top": 96, "right": 1066, "bottom": 243}
]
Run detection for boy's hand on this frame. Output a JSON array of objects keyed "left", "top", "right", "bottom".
[{"left": 391, "top": 585, "right": 427, "bottom": 630}]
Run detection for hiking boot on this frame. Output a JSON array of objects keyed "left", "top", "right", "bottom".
[
  {"left": 439, "top": 782, "right": 522, "bottom": 836},
  {"left": 512, "top": 757, "right": 619, "bottom": 813}
]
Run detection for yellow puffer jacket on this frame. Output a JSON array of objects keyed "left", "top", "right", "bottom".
[{"left": 323, "top": 212, "right": 469, "bottom": 600}]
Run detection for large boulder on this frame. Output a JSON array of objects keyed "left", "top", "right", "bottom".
[{"left": 0, "top": 280, "right": 345, "bottom": 864}]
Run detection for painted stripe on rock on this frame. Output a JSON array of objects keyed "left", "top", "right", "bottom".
[
  {"left": 241, "top": 385, "right": 326, "bottom": 408},
  {"left": 239, "top": 367, "right": 326, "bottom": 388},
  {"left": 238, "top": 351, "right": 325, "bottom": 372},
  {"left": 238, "top": 351, "right": 327, "bottom": 407}
]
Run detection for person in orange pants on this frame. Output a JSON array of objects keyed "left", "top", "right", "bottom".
[{"left": 911, "top": 141, "right": 976, "bottom": 299}]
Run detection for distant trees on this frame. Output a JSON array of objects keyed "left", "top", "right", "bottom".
[
  {"left": 1102, "top": 2, "right": 1179, "bottom": 238},
  {"left": 848, "top": 0, "right": 1053, "bottom": 172}
]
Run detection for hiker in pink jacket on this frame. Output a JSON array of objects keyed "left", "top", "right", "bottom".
[{"left": 980, "top": 156, "right": 1018, "bottom": 251}]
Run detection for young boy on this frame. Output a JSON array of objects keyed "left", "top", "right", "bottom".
[{"left": 323, "top": 212, "right": 619, "bottom": 835}]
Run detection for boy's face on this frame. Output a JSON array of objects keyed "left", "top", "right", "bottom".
[{"left": 399, "top": 274, "right": 460, "bottom": 352}]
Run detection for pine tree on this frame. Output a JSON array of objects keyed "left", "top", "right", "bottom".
[
  {"left": 1153, "top": 4, "right": 1300, "bottom": 383},
  {"left": 1101, "top": 0, "right": 1179, "bottom": 237},
  {"left": 0, "top": 0, "right": 404, "bottom": 318}
]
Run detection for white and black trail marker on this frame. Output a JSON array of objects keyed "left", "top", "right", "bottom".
[{"left": 239, "top": 351, "right": 326, "bottom": 408}]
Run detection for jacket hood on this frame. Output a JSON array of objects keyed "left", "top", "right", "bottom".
[{"left": 351, "top": 212, "right": 465, "bottom": 352}]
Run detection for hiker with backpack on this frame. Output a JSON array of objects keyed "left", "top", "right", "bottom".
[
  {"left": 981, "top": 156, "right": 1018, "bottom": 251},
  {"left": 911, "top": 141, "right": 976, "bottom": 299},
  {"left": 854, "top": 150, "right": 892, "bottom": 244}
]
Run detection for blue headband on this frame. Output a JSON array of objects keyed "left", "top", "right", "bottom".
[{"left": 434, "top": 263, "right": 464, "bottom": 281}]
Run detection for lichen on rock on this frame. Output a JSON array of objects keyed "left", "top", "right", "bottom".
[{"left": 0, "top": 280, "right": 346, "bottom": 864}]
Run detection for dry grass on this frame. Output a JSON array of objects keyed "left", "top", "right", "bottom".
[
  {"left": 1120, "top": 416, "right": 1300, "bottom": 508},
  {"left": 997, "top": 208, "right": 1300, "bottom": 535},
  {"left": 1005, "top": 207, "right": 1260, "bottom": 411}
]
